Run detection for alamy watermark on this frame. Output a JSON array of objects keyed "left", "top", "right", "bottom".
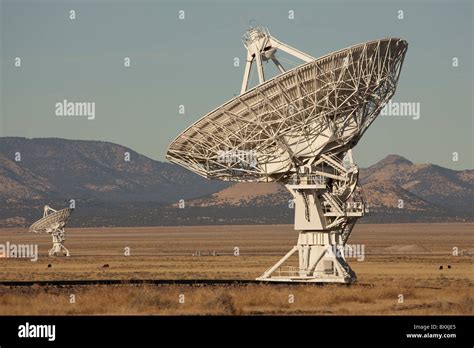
[
  {"left": 381, "top": 100, "right": 420, "bottom": 120},
  {"left": 55, "top": 99, "right": 95, "bottom": 120},
  {"left": 0, "top": 242, "right": 38, "bottom": 261},
  {"left": 327, "top": 243, "right": 365, "bottom": 262},
  {"left": 18, "top": 322, "right": 55, "bottom": 341},
  {"left": 217, "top": 149, "right": 257, "bottom": 168}
]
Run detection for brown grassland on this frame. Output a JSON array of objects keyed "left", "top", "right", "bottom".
[{"left": 0, "top": 223, "right": 472, "bottom": 315}]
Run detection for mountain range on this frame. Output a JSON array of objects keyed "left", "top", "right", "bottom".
[
  {"left": 182, "top": 154, "right": 473, "bottom": 224},
  {"left": 0, "top": 137, "right": 472, "bottom": 227}
]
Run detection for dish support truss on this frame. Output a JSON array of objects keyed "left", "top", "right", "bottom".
[
  {"left": 257, "top": 150, "right": 367, "bottom": 283},
  {"left": 166, "top": 32, "right": 408, "bottom": 184},
  {"left": 166, "top": 27, "right": 407, "bottom": 283},
  {"left": 41, "top": 206, "right": 71, "bottom": 257}
]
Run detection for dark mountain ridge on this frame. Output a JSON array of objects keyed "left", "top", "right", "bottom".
[{"left": 0, "top": 138, "right": 472, "bottom": 226}]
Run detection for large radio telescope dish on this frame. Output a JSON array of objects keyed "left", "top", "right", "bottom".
[
  {"left": 167, "top": 26, "right": 408, "bottom": 283},
  {"left": 30, "top": 205, "right": 73, "bottom": 257}
]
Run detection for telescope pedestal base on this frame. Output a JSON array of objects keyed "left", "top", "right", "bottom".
[
  {"left": 256, "top": 231, "right": 356, "bottom": 284},
  {"left": 49, "top": 231, "right": 70, "bottom": 257},
  {"left": 49, "top": 243, "right": 70, "bottom": 257}
]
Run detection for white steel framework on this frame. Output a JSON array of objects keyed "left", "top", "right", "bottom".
[
  {"left": 167, "top": 27, "right": 408, "bottom": 283},
  {"left": 29, "top": 205, "right": 73, "bottom": 257}
]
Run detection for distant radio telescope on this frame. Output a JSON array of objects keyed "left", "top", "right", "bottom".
[
  {"left": 29, "top": 205, "right": 73, "bottom": 257},
  {"left": 167, "top": 26, "right": 408, "bottom": 283}
]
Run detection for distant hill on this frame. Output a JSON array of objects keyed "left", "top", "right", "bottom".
[
  {"left": 0, "top": 137, "right": 227, "bottom": 202},
  {"left": 360, "top": 154, "right": 473, "bottom": 214},
  {"left": 184, "top": 182, "right": 288, "bottom": 207},
  {"left": 0, "top": 137, "right": 472, "bottom": 227},
  {"left": 0, "top": 137, "right": 227, "bottom": 226},
  {"left": 181, "top": 154, "right": 473, "bottom": 224}
]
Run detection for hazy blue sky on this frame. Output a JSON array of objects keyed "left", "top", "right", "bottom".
[{"left": 1, "top": 0, "right": 472, "bottom": 169}]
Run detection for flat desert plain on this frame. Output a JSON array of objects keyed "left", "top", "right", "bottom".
[{"left": 0, "top": 223, "right": 472, "bottom": 315}]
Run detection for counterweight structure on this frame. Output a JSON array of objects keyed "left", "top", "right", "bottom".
[{"left": 167, "top": 27, "right": 408, "bottom": 283}]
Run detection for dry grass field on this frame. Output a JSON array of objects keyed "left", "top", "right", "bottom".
[{"left": 0, "top": 223, "right": 472, "bottom": 315}]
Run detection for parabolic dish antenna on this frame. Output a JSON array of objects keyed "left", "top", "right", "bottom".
[
  {"left": 29, "top": 205, "right": 73, "bottom": 257},
  {"left": 167, "top": 26, "right": 408, "bottom": 283}
]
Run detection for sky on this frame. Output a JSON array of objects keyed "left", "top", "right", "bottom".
[{"left": 0, "top": 0, "right": 472, "bottom": 170}]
